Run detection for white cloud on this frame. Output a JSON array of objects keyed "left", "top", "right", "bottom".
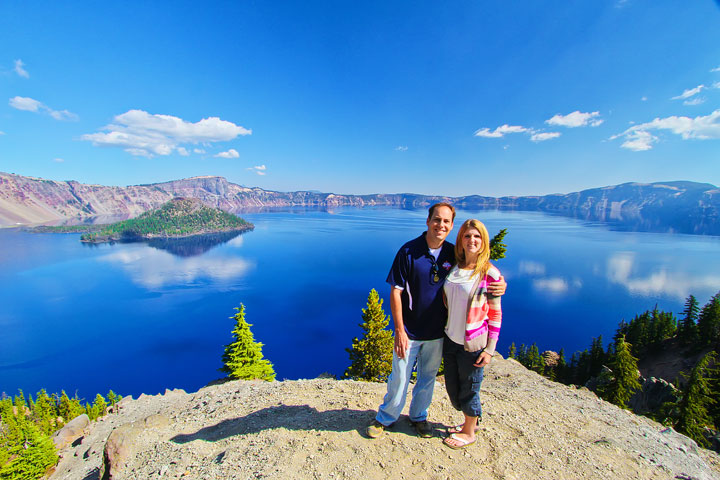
[
  {"left": 683, "top": 97, "right": 706, "bottom": 106},
  {"left": 247, "top": 165, "right": 267, "bottom": 176},
  {"left": 546, "top": 111, "right": 603, "bottom": 128},
  {"left": 712, "top": 66, "right": 720, "bottom": 73},
  {"left": 0, "top": 131, "right": 5, "bottom": 136},
  {"left": 193, "top": 148, "right": 205, "bottom": 154},
  {"left": 672, "top": 85, "right": 705, "bottom": 100},
  {"left": 14, "top": 59, "right": 29, "bottom": 78},
  {"left": 395, "top": 145, "right": 408, "bottom": 151},
  {"left": 9, "top": 96, "right": 77, "bottom": 121},
  {"left": 53, "top": 158, "right": 64, "bottom": 163},
  {"left": 215, "top": 148, "right": 240, "bottom": 159},
  {"left": 9, "top": 96, "right": 41, "bottom": 111},
  {"left": 530, "top": 132, "right": 561, "bottom": 142},
  {"left": 641, "top": 96, "right": 648, "bottom": 102},
  {"left": 612, "top": 110, "right": 720, "bottom": 151},
  {"left": 474, "top": 124, "right": 529, "bottom": 138},
  {"left": 81, "top": 110, "right": 251, "bottom": 157},
  {"left": 177, "top": 147, "right": 189, "bottom": 156}
]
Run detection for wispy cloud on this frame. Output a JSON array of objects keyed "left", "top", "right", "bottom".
[
  {"left": 546, "top": 111, "right": 603, "bottom": 128},
  {"left": 672, "top": 84, "right": 706, "bottom": 100},
  {"left": 14, "top": 59, "right": 29, "bottom": 78},
  {"left": 0, "top": 131, "right": 6, "bottom": 135},
  {"left": 215, "top": 148, "right": 240, "bottom": 159},
  {"left": 53, "top": 158, "right": 64, "bottom": 163},
  {"left": 395, "top": 145, "right": 408, "bottom": 151},
  {"left": 712, "top": 66, "right": 720, "bottom": 73},
  {"left": 193, "top": 148, "right": 206, "bottom": 154},
  {"left": 530, "top": 132, "right": 561, "bottom": 142},
  {"left": 177, "top": 147, "right": 190, "bottom": 156},
  {"left": 81, "top": 110, "right": 250, "bottom": 157},
  {"left": 683, "top": 97, "right": 706, "bottom": 106},
  {"left": 8, "top": 96, "right": 78, "bottom": 121},
  {"left": 612, "top": 109, "right": 720, "bottom": 151},
  {"left": 641, "top": 96, "right": 648, "bottom": 102},
  {"left": 247, "top": 165, "right": 266, "bottom": 176},
  {"left": 474, "top": 124, "right": 529, "bottom": 138}
]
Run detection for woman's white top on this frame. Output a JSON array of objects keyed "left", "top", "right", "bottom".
[{"left": 443, "top": 266, "right": 477, "bottom": 345}]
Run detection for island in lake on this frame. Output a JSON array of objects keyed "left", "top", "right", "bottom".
[{"left": 35, "top": 197, "right": 254, "bottom": 243}]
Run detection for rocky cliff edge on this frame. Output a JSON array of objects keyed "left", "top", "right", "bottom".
[{"left": 49, "top": 357, "right": 720, "bottom": 480}]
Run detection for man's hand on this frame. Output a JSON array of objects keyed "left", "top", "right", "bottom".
[
  {"left": 394, "top": 329, "right": 409, "bottom": 359},
  {"left": 487, "top": 275, "right": 507, "bottom": 296}
]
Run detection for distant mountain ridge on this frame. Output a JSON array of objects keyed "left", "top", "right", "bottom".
[{"left": 1, "top": 172, "right": 718, "bottom": 234}]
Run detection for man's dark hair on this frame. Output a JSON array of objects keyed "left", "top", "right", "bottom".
[{"left": 427, "top": 202, "right": 456, "bottom": 221}]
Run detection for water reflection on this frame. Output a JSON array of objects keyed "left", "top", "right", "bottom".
[
  {"left": 100, "top": 247, "right": 254, "bottom": 289},
  {"left": 607, "top": 252, "right": 720, "bottom": 300},
  {"left": 144, "top": 231, "right": 245, "bottom": 257}
]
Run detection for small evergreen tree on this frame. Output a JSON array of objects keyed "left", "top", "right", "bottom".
[
  {"left": 675, "top": 352, "right": 716, "bottom": 448},
  {"left": 601, "top": 336, "right": 641, "bottom": 409},
  {"left": 508, "top": 342, "right": 517, "bottom": 359},
  {"left": 91, "top": 394, "right": 107, "bottom": 420},
  {"left": 489, "top": 229, "right": 508, "bottom": 261},
  {"left": 0, "top": 414, "right": 57, "bottom": 479},
  {"left": 678, "top": 295, "right": 700, "bottom": 346},
  {"left": 697, "top": 292, "right": 720, "bottom": 347},
  {"left": 220, "top": 304, "right": 275, "bottom": 381},
  {"left": 344, "top": 289, "right": 394, "bottom": 382}
]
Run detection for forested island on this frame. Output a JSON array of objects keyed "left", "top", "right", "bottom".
[{"left": 36, "top": 198, "right": 254, "bottom": 243}]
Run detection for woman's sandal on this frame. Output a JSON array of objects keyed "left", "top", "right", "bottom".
[
  {"left": 443, "top": 433, "right": 476, "bottom": 450},
  {"left": 446, "top": 419, "right": 480, "bottom": 434}
]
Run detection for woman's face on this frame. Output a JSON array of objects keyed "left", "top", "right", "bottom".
[{"left": 461, "top": 227, "right": 483, "bottom": 256}]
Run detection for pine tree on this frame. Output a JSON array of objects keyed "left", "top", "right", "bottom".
[
  {"left": 697, "top": 292, "right": 720, "bottom": 347},
  {"left": 92, "top": 394, "right": 107, "bottom": 420},
  {"left": 30, "top": 390, "right": 55, "bottom": 435},
  {"left": 344, "top": 289, "right": 394, "bottom": 382},
  {"left": 508, "top": 342, "right": 517, "bottom": 359},
  {"left": 489, "top": 229, "right": 508, "bottom": 261},
  {"left": 0, "top": 414, "right": 57, "bottom": 479},
  {"left": 556, "top": 348, "right": 568, "bottom": 384},
  {"left": 678, "top": 295, "right": 700, "bottom": 346},
  {"left": 220, "top": 304, "right": 275, "bottom": 381},
  {"left": 675, "top": 352, "right": 716, "bottom": 448},
  {"left": 601, "top": 336, "right": 641, "bottom": 409}
]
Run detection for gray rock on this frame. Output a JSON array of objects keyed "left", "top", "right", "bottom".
[
  {"left": 630, "top": 376, "right": 680, "bottom": 415},
  {"left": 53, "top": 414, "right": 90, "bottom": 450},
  {"left": 100, "top": 422, "right": 143, "bottom": 480}
]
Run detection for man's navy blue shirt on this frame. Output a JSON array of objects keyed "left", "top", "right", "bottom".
[{"left": 386, "top": 233, "right": 456, "bottom": 340}]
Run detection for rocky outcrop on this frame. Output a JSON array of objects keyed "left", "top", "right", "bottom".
[
  {"left": 2, "top": 172, "right": 719, "bottom": 234},
  {"left": 52, "top": 414, "right": 90, "bottom": 450},
  {"left": 48, "top": 358, "right": 720, "bottom": 480},
  {"left": 630, "top": 376, "right": 680, "bottom": 416}
]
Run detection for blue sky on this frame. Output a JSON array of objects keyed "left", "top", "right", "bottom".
[{"left": 1, "top": 1, "right": 719, "bottom": 197}]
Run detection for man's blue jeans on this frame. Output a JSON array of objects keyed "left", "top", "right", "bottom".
[{"left": 375, "top": 337, "right": 444, "bottom": 426}]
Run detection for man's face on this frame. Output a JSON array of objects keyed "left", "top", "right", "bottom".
[{"left": 426, "top": 206, "right": 454, "bottom": 245}]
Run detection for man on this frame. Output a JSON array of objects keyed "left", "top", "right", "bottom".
[{"left": 367, "top": 202, "right": 506, "bottom": 438}]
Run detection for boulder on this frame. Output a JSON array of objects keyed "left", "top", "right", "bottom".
[
  {"left": 53, "top": 413, "right": 90, "bottom": 449},
  {"left": 629, "top": 376, "right": 680, "bottom": 415},
  {"left": 100, "top": 422, "right": 143, "bottom": 480}
]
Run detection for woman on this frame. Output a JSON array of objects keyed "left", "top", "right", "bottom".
[{"left": 442, "top": 219, "right": 502, "bottom": 449}]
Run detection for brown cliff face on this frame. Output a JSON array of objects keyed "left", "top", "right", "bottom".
[{"left": 2, "top": 172, "right": 718, "bottom": 234}]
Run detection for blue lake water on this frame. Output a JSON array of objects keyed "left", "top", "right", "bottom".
[{"left": 1, "top": 207, "right": 719, "bottom": 400}]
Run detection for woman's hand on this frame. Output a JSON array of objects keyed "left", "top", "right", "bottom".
[{"left": 474, "top": 351, "right": 492, "bottom": 368}]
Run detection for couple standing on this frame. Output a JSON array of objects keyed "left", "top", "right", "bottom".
[{"left": 366, "top": 202, "right": 506, "bottom": 449}]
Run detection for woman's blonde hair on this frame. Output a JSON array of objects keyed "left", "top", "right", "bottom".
[{"left": 454, "top": 219, "right": 491, "bottom": 279}]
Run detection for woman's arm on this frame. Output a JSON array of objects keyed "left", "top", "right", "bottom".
[{"left": 474, "top": 294, "right": 501, "bottom": 367}]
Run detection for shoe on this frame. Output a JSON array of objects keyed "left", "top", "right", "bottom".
[
  {"left": 409, "top": 419, "right": 433, "bottom": 438},
  {"left": 443, "top": 433, "right": 476, "bottom": 450},
  {"left": 366, "top": 420, "right": 389, "bottom": 439}
]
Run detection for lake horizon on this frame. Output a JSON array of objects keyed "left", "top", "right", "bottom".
[{"left": 2, "top": 206, "right": 719, "bottom": 401}]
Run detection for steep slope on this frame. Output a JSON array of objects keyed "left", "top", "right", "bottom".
[
  {"left": 49, "top": 357, "right": 720, "bottom": 480},
  {"left": 2, "top": 172, "right": 719, "bottom": 234}
]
